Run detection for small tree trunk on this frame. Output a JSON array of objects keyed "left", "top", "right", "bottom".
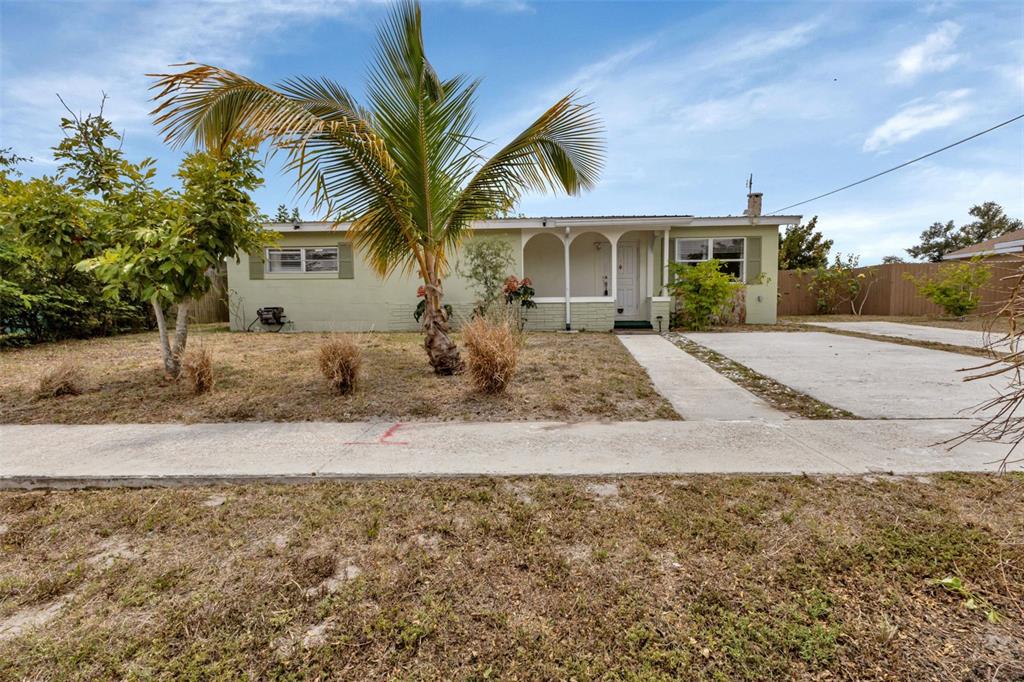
[
  {"left": 151, "top": 297, "right": 191, "bottom": 378},
  {"left": 173, "top": 298, "right": 190, "bottom": 359},
  {"left": 422, "top": 283, "right": 463, "bottom": 375}
]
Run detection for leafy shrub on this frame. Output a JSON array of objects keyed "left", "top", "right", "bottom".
[
  {"left": 906, "top": 260, "right": 991, "bottom": 317},
  {"left": 666, "top": 259, "right": 743, "bottom": 331},
  {"left": 458, "top": 238, "right": 515, "bottom": 314},
  {"left": 318, "top": 335, "right": 362, "bottom": 395},
  {"left": 807, "top": 254, "right": 875, "bottom": 314},
  {"left": 35, "top": 362, "right": 85, "bottom": 399},
  {"left": 502, "top": 275, "right": 537, "bottom": 329},
  {"left": 182, "top": 347, "right": 214, "bottom": 395},
  {"left": 461, "top": 311, "right": 523, "bottom": 393}
]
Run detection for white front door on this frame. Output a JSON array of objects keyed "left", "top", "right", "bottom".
[{"left": 616, "top": 241, "right": 640, "bottom": 318}]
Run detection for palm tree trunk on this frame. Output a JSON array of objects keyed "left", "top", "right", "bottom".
[{"left": 422, "top": 282, "right": 463, "bottom": 375}]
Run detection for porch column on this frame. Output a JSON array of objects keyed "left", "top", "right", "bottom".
[
  {"left": 646, "top": 237, "right": 654, "bottom": 299},
  {"left": 610, "top": 239, "right": 618, "bottom": 308},
  {"left": 662, "top": 228, "right": 670, "bottom": 295},
  {"left": 563, "top": 228, "right": 571, "bottom": 329}
]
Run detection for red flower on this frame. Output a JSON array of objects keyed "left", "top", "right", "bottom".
[
  {"left": 502, "top": 275, "right": 520, "bottom": 294},
  {"left": 416, "top": 285, "right": 426, "bottom": 298},
  {"left": 520, "top": 277, "right": 532, "bottom": 287}
]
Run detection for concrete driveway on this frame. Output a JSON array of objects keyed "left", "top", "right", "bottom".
[
  {"left": 684, "top": 331, "right": 1005, "bottom": 419},
  {"left": 804, "top": 321, "right": 1008, "bottom": 350}
]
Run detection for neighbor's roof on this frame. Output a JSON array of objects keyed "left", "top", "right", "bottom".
[
  {"left": 264, "top": 213, "right": 802, "bottom": 232},
  {"left": 945, "top": 228, "right": 1024, "bottom": 259}
]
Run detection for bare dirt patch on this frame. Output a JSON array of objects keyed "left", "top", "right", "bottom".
[
  {"left": 0, "top": 476, "right": 1020, "bottom": 679},
  {"left": 0, "top": 328, "right": 677, "bottom": 424}
]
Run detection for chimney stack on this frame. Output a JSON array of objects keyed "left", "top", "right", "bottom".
[{"left": 745, "top": 192, "right": 763, "bottom": 217}]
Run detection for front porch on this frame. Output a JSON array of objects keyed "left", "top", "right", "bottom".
[{"left": 521, "top": 225, "right": 673, "bottom": 332}]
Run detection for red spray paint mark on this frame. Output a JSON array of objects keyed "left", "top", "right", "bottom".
[{"left": 344, "top": 422, "right": 409, "bottom": 446}]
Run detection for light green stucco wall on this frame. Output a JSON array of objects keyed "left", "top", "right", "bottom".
[
  {"left": 226, "top": 222, "right": 781, "bottom": 332},
  {"left": 226, "top": 229, "right": 522, "bottom": 332},
  {"left": 668, "top": 225, "right": 779, "bottom": 324}
]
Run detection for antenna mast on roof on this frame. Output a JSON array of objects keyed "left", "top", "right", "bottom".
[{"left": 746, "top": 173, "right": 753, "bottom": 193}]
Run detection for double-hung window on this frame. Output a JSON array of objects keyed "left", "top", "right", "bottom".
[
  {"left": 675, "top": 237, "right": 745, "bottom": 280},
  {"left": 266, "top": 247, "right": 339, "bottom": 274}
]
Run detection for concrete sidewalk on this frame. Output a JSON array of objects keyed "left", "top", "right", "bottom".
[
  {"left": 616, "top": 334, "right": 785, "bottom": 421},
  {"left": 0, "top": 419, "right": 1015, "bottom": 488}
]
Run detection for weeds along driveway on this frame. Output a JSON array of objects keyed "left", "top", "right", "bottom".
[{"left": 684, "top": 331, "right": 1003, "bottom": 420}]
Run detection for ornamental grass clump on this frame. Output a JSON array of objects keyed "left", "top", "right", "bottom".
[
  {"left": 318, "top": 335, "right": 362, "bottom": 395},
  {"left": 182, "top": 347, "right": 215, "bottom": 395},
  {"left": 35, "top": 361, "right": 85, "bottom": 399},
  {"left": 462, "top": 312, "right": 523, "bottom": 394}
]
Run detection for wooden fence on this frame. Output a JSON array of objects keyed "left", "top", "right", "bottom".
[
  {"left": 190, "top": 268, "right": 230, "bottom": 324},
  {"left": 777, "top": 259, "right": 1023, "bottom": 317}
]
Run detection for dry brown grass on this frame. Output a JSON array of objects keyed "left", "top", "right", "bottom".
[
  {"left": 0, "top": 474, "right": 1021, "bottom": 679},
  {"left": 34, "top": 362, "right": 85, "bottom": 400},
  {"left": 0, "top": 327, "right": 677, "bottom": 423},
  {"left": 461, "top": 314, "right": 522, "bottom": 394},
  {"left": 317, "top": 335, "right": 362, "bottom": 395},
  {"left": 181, "top": 347, "right": 214, "bottom": 395}
]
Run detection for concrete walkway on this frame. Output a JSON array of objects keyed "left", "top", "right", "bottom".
[
  {"left": 0, "top": 420, "right": 1015, "bottom": 487},
  {"left": 685, "top": 332, "right": 1003, "bottom": 420},
  {"left": 804, "top": 321, "right": 1007, "bottom": 350},
  {"left": 617, "top": 334, "right": 785, "bottom": 421}
]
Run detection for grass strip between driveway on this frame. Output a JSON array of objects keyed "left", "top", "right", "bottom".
[{"left": 664, "top": 333, "right": 858, "bottom": 420}]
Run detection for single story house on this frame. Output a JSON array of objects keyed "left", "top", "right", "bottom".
[
  {"left": 226, "top": 193, "right": 800, "bottom": 332},
  {"left": 945, "top": 228, "right": 1024, "bottom": 260}
]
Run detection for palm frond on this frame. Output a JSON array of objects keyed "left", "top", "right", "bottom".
[{"left": 449, "top": 92, "right": 605, "bottom": 228}]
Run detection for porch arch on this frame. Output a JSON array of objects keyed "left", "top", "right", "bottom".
[
  {"left": 568, "top": 231, "right": 612, "bottom": 297},
  {"left": 522, "top": 232, "right": 565, "bottom": 298}
]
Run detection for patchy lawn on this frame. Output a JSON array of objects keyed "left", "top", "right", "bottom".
[
  {"left": 0, "top": 329, "right": 677, "bottom": 424},
  {"left": 1, "top": 475, "right": 1021, "bottom": 679}
]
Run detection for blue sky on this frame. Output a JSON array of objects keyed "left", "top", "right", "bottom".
[{"left": 2, "top": 0, "right": 1022, "bottom": 263}]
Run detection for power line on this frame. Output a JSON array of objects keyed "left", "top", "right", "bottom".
[{"left": 771, "top": 112, "right": 1024, "bottom": 214}]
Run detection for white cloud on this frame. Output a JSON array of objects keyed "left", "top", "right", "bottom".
[
  {"left": 1, "top": 0, "right": 373, "bottom": 159},
  {"left": 891, "top": 20, "right": 962, "bottom": 83},
  {"left": 863, "top": 89, "right": 971, "bottom": 152}
]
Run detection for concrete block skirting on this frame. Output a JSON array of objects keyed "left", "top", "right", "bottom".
[
  {"left": 649, "top": 298, "right": 671, "bottom": 332},
  {"left": 570, "top": 301, "right": 615, "bottom": 331},
  {"left": 523, "top": 301, "right": 566, "bottom": 331}
]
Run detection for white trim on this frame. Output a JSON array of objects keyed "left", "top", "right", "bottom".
[
  {"left": 570, "top": 296, "right": 614, "bottom": 303},
  {"left": 674, "top": 236, "right": 746, "bottom": 281},
  {"left": 534, "top": 297, "right": 566, "bottom": 304},
  {"left": 265, "top": 246, "right": 339, "bottom": 274},
  {"left": 263, "top": 215, "right": 802, "bottom": 233},
  {"left": 651, "top": 296, "right": 672, "bottom": 302}
]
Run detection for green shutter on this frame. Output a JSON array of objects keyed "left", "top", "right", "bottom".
[
  {"left": 745, "top": 236, "right": 762, "bottom": 284},
  {"left": 249, "top": 249, "right": 265, "bottom": 280},
  {"left": 338, "top": 242, "right": 354, "bottom": 279}
]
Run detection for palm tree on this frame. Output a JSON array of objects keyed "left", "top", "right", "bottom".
[{"left": 149, "top": 1, "right": 604, "bottom": 374}]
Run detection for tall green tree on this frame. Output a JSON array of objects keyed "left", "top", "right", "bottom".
[
  {"left": 148, "top": 1, "right": 604, "bottom": 374},
  {"left": 84, "top": 146, "right": 270, "bottom": 377},
  {"left": 907, "top": 202, "right": 1022, "bottom": 262},
  {"left": 778, "top": 216, "right": 833, "bottom": 270},
  {"left": 0, "top": 111, "right": 150, "bottom": 346}
]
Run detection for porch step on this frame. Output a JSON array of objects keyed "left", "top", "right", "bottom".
[{"left": 613, "top": 320, "right": 654, "bottom": 331}]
